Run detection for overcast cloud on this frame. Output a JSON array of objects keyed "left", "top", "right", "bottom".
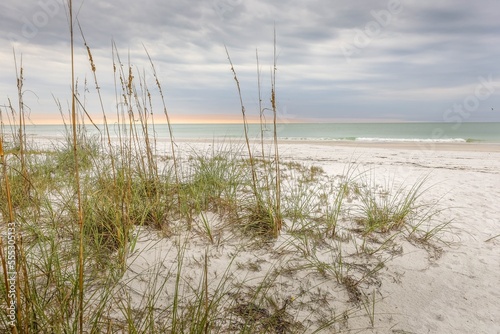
[{"left": 1, "top": 0, "right": 500, "bottom": 123}]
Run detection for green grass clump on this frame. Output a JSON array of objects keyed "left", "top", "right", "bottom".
[
  {"left": 356, "top": 176, "right": 430, "bottom": 235},
  {"left": 185, "top": 145, "right": 246, "bottom": 216}
]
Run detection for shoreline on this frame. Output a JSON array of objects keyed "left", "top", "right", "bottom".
[
  {"left": 173, "top": 138, "right": 500, "bottom": 152},
  {"left": 283, "top": 140, "right": 500, "bottom": 152}
]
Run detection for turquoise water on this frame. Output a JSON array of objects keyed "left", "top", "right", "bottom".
[{"left": 13, "top": 122, "right": 500, "bottom": 143}]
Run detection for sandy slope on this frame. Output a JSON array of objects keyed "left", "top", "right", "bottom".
[
  {"left": 277, "top": 142, "right": 500, "bottom": 333},
  {"left": 120, "top": 140, "right": 499, "bottom": 333}
]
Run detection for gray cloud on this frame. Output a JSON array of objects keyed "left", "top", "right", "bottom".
[{"left": 1, "top": 0, "right": 499, "bottom": 123}]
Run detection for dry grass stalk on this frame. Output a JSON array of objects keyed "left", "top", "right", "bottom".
[
  {"left": 271, "top": 28, "right": 282, "bottom": 236},
  {"left": 144, "top": 48, "right": 181, "bottom": 202},
  {"left": 256, "top": 49, "right": 266, "bottom": 160},
  {"left": 68, "top": 0, "right": 85, "bottom": 332},
  {"left": 224, "top": 46, "right": 260, "bottom": 206},
  {"left": 13, "top": 53, "right": 26, "bottom": 182},
  {"left": 79, "top": 23, "right": 117, "bottom": 183},
  {"left": 0, "top": 134, "right": 19, "bottom": 334}
]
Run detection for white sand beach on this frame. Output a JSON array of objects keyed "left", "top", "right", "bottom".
[
  {"left": 118, "top": 140, "right": 500, "bottom": 333},
  {"left": 281, "top": 141, "right": 500, "bottom": 333}
]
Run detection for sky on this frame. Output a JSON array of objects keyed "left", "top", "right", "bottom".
[{"left": 1, "top": 0, "right": 500, "bottom": 124}]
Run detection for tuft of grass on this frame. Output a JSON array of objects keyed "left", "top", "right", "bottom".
[
  {"left": 356, "top": 175, "right": 431, "bottom": 235},
  {"left": 185, "top": 144, "right": 246, "bottom": 216},
  {"left": 226, "top": 34, "right": 283, "bottom": 238}
]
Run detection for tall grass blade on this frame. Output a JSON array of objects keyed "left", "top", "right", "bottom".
[
  {"left": 224, "top": 46, "right": 260, "bottom": 206},
  {"left": 67, "top": 0, "right": 85, "bottom": 332}
]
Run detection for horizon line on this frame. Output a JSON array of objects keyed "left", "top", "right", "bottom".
[{"left": 17, "top": 120, "right": 500, "bottom": 126}]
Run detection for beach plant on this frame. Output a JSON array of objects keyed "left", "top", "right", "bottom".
[
  {"left": 355, "top": 175, "right": 431, "bottom": 235},
  {"left": 144, "top": 47, "right": 180, "bottom": 191},
  {"left": 280, "top": 161, "right": 329, "bottom": 230},
  {"left": 360, "top": 289, "right": 377, "bottom": 327},
  {"left": 56, "top": 128, "right": 99, "bottom": 173},
  {"left": 80, "top": 27, "right": 118, "bottom": 182},
  {"left": 68, "top": 3, "right": 86, "bottom": 330},
  {"left": 281, "top": 175, "right": 322, "bottom": 229},
  {"left": 12, "top": 51, "right": 29, "bottom": 188},
  {"left": 224, "top": 47, "right": 261, "bottom": 206},
  {"left": 0, "top": 136, "right": 20, "bottom": 334},
  {"left": 225, "top": 34, "right": 283, "bottom": 238},
  {"left": 0, "top": 68, "right": 39, "bottom": 214},
  {"left": 186, "top": 143, "right": 246, "bottom": 216},
  {"left": 323, "top": 180, "right": 349, "bottom": 239},
  {"left": 269, "top": 28, "right": 283, "bottom": 236},
  {"left": 404, "top": 192, "right": 453, "bottom": 245}
]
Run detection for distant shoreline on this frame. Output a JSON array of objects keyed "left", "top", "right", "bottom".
[
  {"left": 10, "top": 122, "right": 500, "bottom": 148},
  {"left": 6, "top": 135, "right": 500, "bottom": 152},
  {"left": 173, "top": 137, "right": 500, "bottom": 152}
]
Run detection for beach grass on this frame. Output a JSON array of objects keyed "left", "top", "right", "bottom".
[
  {"left": 0, "top": 124, "right": 452, "bottom": 332},
  {"left": 0, "top": 8, "right": 453, "bottom": 333}
]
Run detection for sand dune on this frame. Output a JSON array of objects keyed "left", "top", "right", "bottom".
[{"left": 118, "top": 140, "right": 499, "bottom": 333}]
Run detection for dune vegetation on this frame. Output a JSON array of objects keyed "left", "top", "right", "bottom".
[{"left": 0, "top": 2, "right": 451, "bottom": 333}]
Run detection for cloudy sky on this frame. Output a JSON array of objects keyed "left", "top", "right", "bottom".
[{"left": 1, "top": 0, "right": 500, "bottom": 124}]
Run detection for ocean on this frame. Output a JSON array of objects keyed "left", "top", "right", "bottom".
[{"left": 9, "top": 122, "right": 500, "bottom": 143}]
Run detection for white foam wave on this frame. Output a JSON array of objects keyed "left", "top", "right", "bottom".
[
  {"left": 280, "top": 137, "right": 468, "bottom": 143},
  {"left": 355, "top": 137, "right": 467, "bottom": 143}
]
